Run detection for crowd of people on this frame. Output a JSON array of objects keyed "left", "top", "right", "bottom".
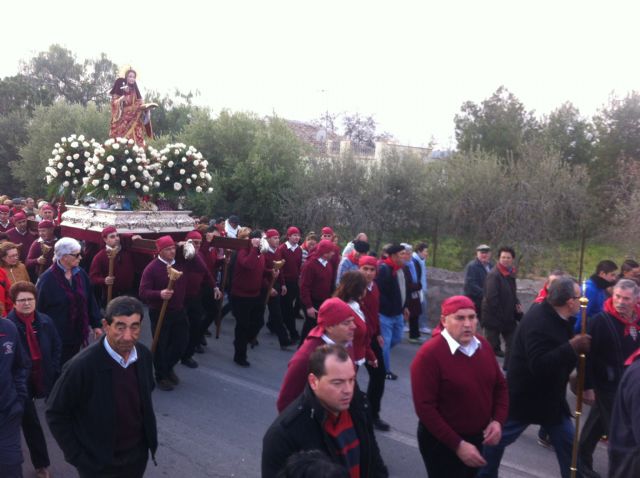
[{"left": 1, "top": 196, "right": 639, "bottom": 478}]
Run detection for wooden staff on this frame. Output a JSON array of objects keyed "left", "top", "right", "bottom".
[
  {"left": 264, "top": 259, "right": 286, "bottom": 307},
  {"left": 215, "top": 250, "right": 232, "bottom": 339},
  {"left": 570, "top": 284, "right": 589, "bottom": 478},
  {"left": 37, "top": 243, "right": 52, "bottom": 277},
  {"left": 151, "top": 265, "right": 183, "bottom": 355},
  {"left": 105, "top": 247, "right": 118, "bottom": 304}
]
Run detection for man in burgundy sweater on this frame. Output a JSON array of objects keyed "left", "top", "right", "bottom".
[
  {"left": 277, "top": 297, "right": 356, "bottom": 412},
  {"left": 262, "top": 229, "right": 292, "bottom": 349},
  {"left": 139, "top": 236, "right": 188, "bottom": 391},
  {"left": 0, "top": 205, "right": 11, "bottom": 232},
  {"left": 276, "top": 226, "right": 303, "bottom": 342},
  {"left": 26, "top": 220, "right": 57, "bottom": 280},
  {"left": 411, "top": 295, "right": 508, "bottom": 478},
  {"left": 230, "top": 229, "right": 266, "bottom": 367},
  {"left": 298, "top": 239, "right": 336, "bottom": 344},
  {"left": 89, "top": 226, "right": 139, "bottom": 306},
  {"left": 6, "top": 212, "right": 36, "bottom": 263}
]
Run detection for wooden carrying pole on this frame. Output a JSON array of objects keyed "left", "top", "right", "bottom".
[
  {"left": 215, "top": 250, "right": 232, "bottom": 339},
  {"left": 570, "top": 287, "right": 589, "bottom": 478},
  {"left": 151, "top": 265, "right": 183, "bottom": 355},
  {"left": 264, "top": 259, "right": 286, "bottom": 307},
  {"left": 106, "top": 248, "right": 118, "bottom": 304},
  {"left": 37, "top": 244, "right": 52, "bottom": 277}
]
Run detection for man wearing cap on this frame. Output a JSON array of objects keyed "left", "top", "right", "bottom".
[
  {"left": 6, "top": 212, "right": 36, "bottom": 264},
  {"left": 335, "top": 240, "right": 369, "bottom": 286},
  {"left": 36, "top": 238, "right": 103, "bottom": 364},
  {"left": 262, "top": 229, "right": 292, "bottom": 349},
  {"left": 277, "top": 226, "right": 303, "bottom": 342},
  {"left": 464, "top": 244, "right": 494, "bottom": 320},
  {"left": 376, "top": 244, "right": 409, "bottom": 380},
  {"left": 320, "top": 226, "right": 341, "bottom": 283},
  {"left": 411, "top": 295, "right": 508, "bottom": 478},
  {"left": 179, "top": 230, "right": 220, "bottom": 369},
  {"left": 225, "top": 215, "right": 240, "bottom": 238},
  {"left": 26, "top": 221, "right": 57, "bottom": 280},
  {"left": 276, "top": 297, "right": 357, "bottom": 412},
  {"left": 37, "top": 204, "right": 56, "bottom": 224},
  {"left": 0, "top": 206, "right": 11, "bottom": 233},
  {"left": 230, "top": 229, "right": 267, "bottom": 367},
  {"left": 139, "top": 236, "right": 188, "bottom": 391},
  {"left": 89, "top": 227, "right": 139, "bottom": 305},
  {"left": 299, "top": 239, "right": 337, "bottom": 343}
]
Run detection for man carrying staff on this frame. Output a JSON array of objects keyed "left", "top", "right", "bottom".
[
  {"left": 89, "top": 227, "right": 139, "bottom": 306},
  {"left": 139, "top": 236, "right": 188, "bottom": 391},
  {"left": 26, "top": 220, "right": 57, "bottom": 279},
  {"left": 276, "top": 226, "right": 303, "bottom": 343},
  {"left": 262, "top": 228, "right": 292, "bottom": 349},
  {"left": 6, "top": 212, "right": 36, "bottom": 264}
]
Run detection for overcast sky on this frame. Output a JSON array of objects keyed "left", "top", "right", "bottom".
[{"left": 2, "top": 0, "right": 639, "bottom": 148}]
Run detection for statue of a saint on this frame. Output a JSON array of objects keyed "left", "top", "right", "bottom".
[{"left": 109, "top": 67, "right": 155, "bottom": 146}]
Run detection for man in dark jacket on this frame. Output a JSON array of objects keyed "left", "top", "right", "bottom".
[
  {"left": 463, "top": 244, "right": 493, "bottom": 318},
  {"left": 263, "top": 344, "right": 388, "bottom": 478},
  {"left": 480, "top": 246, "right": 521, "bottom": 359},
  {"left": 478, "top": 277, "right": 590, "bottom": 478},
  {"left": 46, "top": 296, "right": 158, "bottom": 478}
]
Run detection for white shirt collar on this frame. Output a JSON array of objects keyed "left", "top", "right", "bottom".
[
  {"left": 441, "top": 329, "right": 481, "bottom": 357},
  {"left": 348, "top": 300, "right": 366, "bottom": 321},
  {"left": 318, "top": 258, "right": 328, "bottom": 267},
  {"left": 103, "top": 338, "right": 138, "bottom": 368},
  {"left": 286, "top": 241, "right": 299, "bottom": 251},
  {"left": 367, "top": 283, "right": 374, "bottom": 292},
  {"left": 321, "top": 334, "right": 336, "bottom": 345},
  {"left": 158, "top": 256, "right": 175, "bottom": 266}
]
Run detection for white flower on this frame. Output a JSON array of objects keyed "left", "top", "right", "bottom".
[
  {"left": 142, "top": 185, "right": 150, "bottom": 193},
  {"left": 207, "top": 187, "right": 213, "bottom": 193},
  {"left": 193, "top": 160, "right": 200, "bottom": 166},
  {"left": 82, "top": 141, "right": 89, "bottom": 148},
  {"left": 134, "top": 182, "right": 141, "bottom": 189},
  {"left": 61, "top": 137, "right": 67, "bottom": 143},
  {"left": 118, "top": 137, "right": 127, "bottom": 144},
  {"left": 73, "top": 179, "right": 78, "bottom": 185},
  {"left": 110, "top": 168, "right": 116, "bottom": 175},
  {"left": 174, "top": 149, "right": 180, "bottom": 155},
  {"left": 103, "top": 184, "right": 109, "bottom": 190},
  {"left": 167, "top": 161, "right": 174, "bottom": 168},
  {"left": 72, "top": 153, "right": 79, "bottom": 160},
  {"left": 57, "top": 163, "right": 64, "bottom": 169},
  {"left": 165, "top": 176, "right": 170, "bottom": 181},
  {"left": 67, "top": 162, "right": 74, "bottom": 168},
  {"left": 195, "top": 186, "right": 202, "bottom": 193},
  {"left": 63, "top": 181, "right": 70, "bottom": 187},
  {"left": 156, "top": 169, "right": 163, "bottom": 175},
  {"left": 54, "top": 155, "right": 61, "bottom": 161},
  {"left": 186, "top": 178, "right": 192, "bottom": 184},
  {"left": 191, "top": 174, "right": 197, "bottom": 179},
  {"left": 130, "top": 175, "right": 136, "bottom": 182},
  {"left": 97, "top": 163, "right": 105, "bottom": 170},
  {"left": 103, "top": 173, "right": 110, "bottom": 180},
  {"left": 181, "top": 157, "right": 187, "bottom": 163},
  {"left": 48, "top": 159, "right": 54, "bottom": 166},
  {"left": 82, "top": 178, "right": 89, "bottom": 184},
  {"left": 84, "top": 152, "right": 91, "bottom": 158},
  {"left": 174, "top": 182, "right": 182, "bottom": 191},
  {"left": 75, "top": 169, "right": 80, "bottom": 174},
  {"left": 121, "top": 166, "right": 128, "bottom": 172},
  {"left": 54, "top": 143, "right": 60, "bottom": 148},
  {"left": 199, "top": 172, "right": 205, "bottom": 178},
  {"left": 46, "top": 177, "right": 52, "bottom": 184},
  {"left": 205, "top": 173, "right": 212, "bottom": 181},
  {"left": 137, "top": 166, "right": 144, "bottom": 171},
  {"left": 135, "top": 157, "right": 142, "bottom": 164},
  {"left": 179, "top": 169, "right": 185, "bottom": 175},
  {"left": 107, "top": 155, "right": 114, "bottom": 162},
  {"left": 126, "top": 158, "right": 133, "bottom": 164},
  {"left": 78, "top": 135, "right": 85, "bottom": 141},
  {"left": 121, "top": 180, "right": 126, "bottom": 187},
  {"left": 113, "top": 143, "right": 120, "bottom": 150},
  {"left": 128, "top": 139, "right": 134, "bottom": 145},
  {"left": 153, "top": 182, "right": 160, "bottom": 187},
  {"left": 92, "top": 179, "right": 100, "bottom": 187},
  {"left": 66, "top": 156, "right": 72, "bottom": 161},
  {"left": 65, "top": 171, "right": 71, "bottom": 177},
  {"left": 71, "top": 141, "right": 79, "bottom": 148},
  {"left": 124, "top": 150, "right": 129, "bottom": 155}
]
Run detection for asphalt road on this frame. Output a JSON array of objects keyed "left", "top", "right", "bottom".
[{"left": 25, "top": 313, "right": 608, "bottom": 478}]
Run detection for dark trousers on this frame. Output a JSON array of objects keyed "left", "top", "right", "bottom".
[
  {"left": 484, "top": 327, "right": 515, "bottom": 363},
  {"left": 183, "top": 296, "right": 205, "bottom": 359},
  {"left": 579, "top": 390, "right": 614, "bottom": 470},
  {"left": 409, "top": 313, "right": 420, "bottom": 339},
  {"left": 365, "top": 338, "right": 386, "bottom": 419},
  {"left": 299, "top": 299, "right": 323, "bottom": 346},
  {"left": 149, "top": 308, "right": 189, "bottom": 380},
  {"left": 21, "top": 399, "right": 49, "bottom": 469},
  {"left": 200, "top": 289, "right": 221, "bottom": 336},
  {"left": 418, "top": 422, "right": 483, "bottom": 478},
  {"left": 78, "top": 443, "right": 148, "bottom": 478},
  {"left": 61, "top": 343, "right": 81, "bottom": 365},
  {"left": 0, "top": 402, "right": 23, "bottom": 477},
  {"left": 230, "top": 295, "right": 265, "bottom": 361},
  {"left": 281, "top": 281, "right": 300, "bottom": 340},
  {"left": 265, "top": 292, "right": 291, "bottom": 346}
]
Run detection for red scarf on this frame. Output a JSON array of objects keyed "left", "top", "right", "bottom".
[
  {"left": 347, "top": 251, "right": 359, "bottom": 265},
  {"left": 534, "top": 283, "right": 549, "bottom": 304},
  {"left": 382, "top": 257, "right": 402, "bottom": 276},
  {"left": 496, "top": 263, "right": 516, "bottom": 277},
  {"left": 16, "top": 311, "right": 45, "bottom": 396},
  {"left": 603, "top": 297, "right": 640, "bottom": 338}
]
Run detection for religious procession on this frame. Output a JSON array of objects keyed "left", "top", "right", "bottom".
[{"left": 1, "top": 66, "right": 639, "bottom": 478}]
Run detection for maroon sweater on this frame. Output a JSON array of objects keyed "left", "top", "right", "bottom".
[
  {"left": 111, "top": 360, "right": 143, "bottom": 451},
  {"left": 6, "top": 228, "right": 36, "bottom": 263},
  {"left": 139, "top": 258, "right": 187, "bottom": 311},
  {"left": 263, "top": 249, "right": 285, "bottom": 292},
  {"left": 299, "top": 258, "right": 334, "bottom": 309},
  {"left": 276, "top": 242, "right": 302, "bottom": 283},
  {"left": 89, "top": 248, "right": 136, "bottom": 297},
  {"left": 277, "top": 336, "right": 355, "bottom": 413},
  {"left": 410, "top": 334, "right": 508, "bottom": 451},
  {"left": 361, "top": 283, "right": 381, "bottom": 337},
  {"left": 230, "top": 247, "right": 265, "bottom": 298},
  {"left": 182, "top": 254, "right": 216, "bottom": 299},
  {"left": 26, "top": 239, "right": 56, "bottom": 273}
]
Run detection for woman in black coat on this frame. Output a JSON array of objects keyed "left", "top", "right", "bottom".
[{"left": 7, "top": 280, "right": 61, "bottom": 478}]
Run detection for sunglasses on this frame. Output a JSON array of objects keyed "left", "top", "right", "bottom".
[{"left": 68, "top": 252, "right": 82, "bottom": 258}]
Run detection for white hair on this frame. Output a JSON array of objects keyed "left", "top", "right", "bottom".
[{"left": 54, "top": 237, "right": 81, "bottom": 261}]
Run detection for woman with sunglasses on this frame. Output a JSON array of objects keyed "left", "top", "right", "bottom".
[
  {"left": 35, "top": 238, "right": 102, "bottom": 364},
  {"left": 0, "top": 241, "right": 31, "bottom": 285}
]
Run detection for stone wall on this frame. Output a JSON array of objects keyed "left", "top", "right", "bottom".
[{"left": 424, "top": 267, "right": 544, "bottom": 327}]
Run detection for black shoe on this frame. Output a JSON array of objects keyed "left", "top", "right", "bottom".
[
  {"left": 385, "top": 372, "right": 398, "bottom": 380},
  {"left": 167, "top": 369, "right": 180, "bottom": 385},
  {"left": 234, "top": 358, "right": 251, "bottom": 367},
  {"left": 204, "top": 329, "right": 212, "bottom": 337},
  {"left": 373, "top": 418, "right": 391, "bottom": 431},
  {"left": 200, "top": 337, "right": 208, "bottom": 346},
  {"left": 156, "top": 378, "right": 174, "bottom": 391},
  {"left": 494, "top": 349, "right": 505, "bottom": 358},
  {"left": 194, "top": 344, "right": 205, "bottom": 354},
  {"left": 181, "top": 357, "right": 199, "bottom": 369}
]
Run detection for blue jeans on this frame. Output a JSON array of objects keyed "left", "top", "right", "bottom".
[
  {"left": 478, "top": 416, "right": 579, "bottom": 478},
  {"left": 418, "top": 299, "right": 429, "bottom": 330},
  {"left": 379, "top": 313, "right": 404, "bottom": 373}
]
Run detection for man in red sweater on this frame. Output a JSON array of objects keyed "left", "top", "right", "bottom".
[
  {"left": 6, "top": 212, "right": 36, "bottom": 263},
  {"left": 262, "top": 229, "right": 292, "bottom": 349},
  {"left": 276, "top": 297, "right": 356, "bottom": 412},
  {"left": 230, "top": 229, "right": 266, "bottom": 367},
  {"left": 276, "top": 226, "right": 302, "bottom": 342},
  {"left": 298, "top": 239, "right": 336, "bottom": 343},
  {"left": 411, "top": 295, "right": 508, "bottom": 478}
]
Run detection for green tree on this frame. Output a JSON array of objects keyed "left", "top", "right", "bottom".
[
  {"left": 0, "top": 111, "right": 29, "bottom": 195},
  {"left": 11, "top": 102, "right": 109, "bottom": 196},
  {"left": 541, "top": 102, "right": 595, "bottom": 166},
  {"left": 454, "top": 86, "right": 539, "bottom": 160}
]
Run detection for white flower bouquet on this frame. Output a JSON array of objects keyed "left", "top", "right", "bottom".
[
  {"left": 45, "top": 134, "right": 100, "bottom": 198},
  {"left": 150, "top": 143, "right": 213, "bottom": 196}
]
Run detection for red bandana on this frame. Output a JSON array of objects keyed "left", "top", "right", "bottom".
[
  {"left": 347, "top": 250, "right": 359, "bottom": 265},
  {"left": 603, "top": 297, "right": 640, "bottom": 339},
  {"left": 382, "top": 257, "right": 402, "bottom": 276}
]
